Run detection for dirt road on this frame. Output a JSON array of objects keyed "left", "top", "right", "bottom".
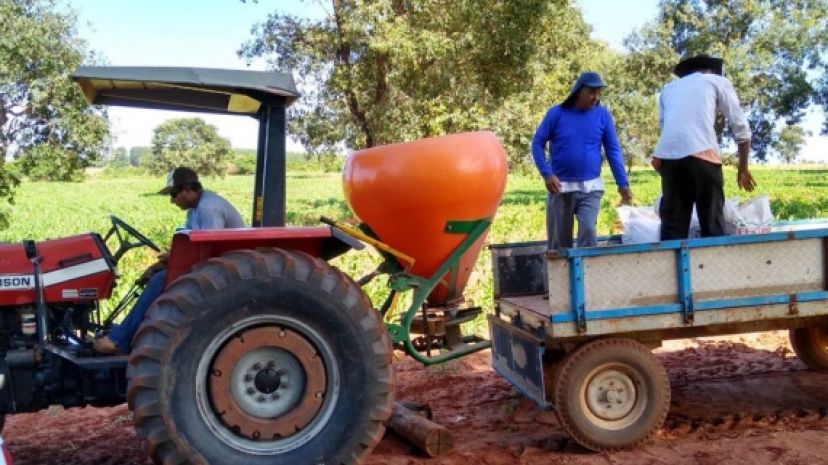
[{"left": 5, "top": 331, "right": 828, "bottom": 465}]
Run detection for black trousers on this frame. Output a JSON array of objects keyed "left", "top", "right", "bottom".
[{"left": 658, "top": 156, "right": 725, "bottom": 240}]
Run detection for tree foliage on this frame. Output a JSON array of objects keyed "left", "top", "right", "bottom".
[
  {"left": 129, "top": 146, "right": 151, "bottom": 167},
  {"left": 0, "top": 0, "right": 109, "bottom": 192},
  {"left": 148, "top": 118, "right": 231, "bottom": 176},
  {"left": 773, "top": 124, "right": 808, "bottom": 163},
  {"left": 240, "top": 0, "right": 610, "bottom": 166},
  {"left": 625, "top": 0, "right": 828, "bottom": 161}
]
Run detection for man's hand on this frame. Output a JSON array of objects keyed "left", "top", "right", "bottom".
[
  {"left": 737, "top": 168, "right": 756, "bottom": 192},
  {"left": 650, "top": 157, "right": 662, "bottom": 173},
  {"left": 136, "top": 260, "right": 167, "bottom": 286},
  {"left": 619, "top": 187, "right": 633, "bottom": 205},
  {"left": 544, "top": 175, "right": 562, "bottom": 194},
  {"left": 156, "top": 251, "right": 170, "bottom": 263}
]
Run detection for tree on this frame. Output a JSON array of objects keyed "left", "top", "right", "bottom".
[
  {"left": 148, "top": 118, "right": 231, "bottom": 176},
  {"left": 109, "top": 147, "right": 130, "bottom": 168},
  {"left": 773, "top": 124, "right": 808, "bottom": 163},
  {"left": 624, "top": 0, "right": 828, "bottom": 161},
  {"left": 129, "top": 146, "right": 151, "bottom": 167},
  {"left": 0, "top": 0, "right": 109, "bottom": 195},
  {"left": 239, "top": 0, "right": 603, "bottom": 165}
]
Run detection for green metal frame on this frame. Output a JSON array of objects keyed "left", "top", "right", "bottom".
[{"left": 383, "top": 219, "right": 492, "bottom": 365}]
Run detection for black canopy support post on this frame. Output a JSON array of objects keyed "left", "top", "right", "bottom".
[
  {"left": 253, "top": 99, "right": 287, "bottom": 227},
  {"left": 252, "top": 109, "right": 267, "bottom": 227}
]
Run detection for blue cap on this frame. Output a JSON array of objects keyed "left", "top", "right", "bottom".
[{"left": 570, "top": 71, "right": 605, "bottom": 95}]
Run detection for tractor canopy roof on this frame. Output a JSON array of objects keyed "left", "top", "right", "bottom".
[{"left": 71, "top": 66, "right": 299, "bottom": 116}]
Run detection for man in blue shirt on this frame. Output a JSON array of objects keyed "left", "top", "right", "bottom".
[
  {"left": 94, "top": 167, "right": 244, "bottom": 353},
  {"left": 532, "top": 72, "right": 632, "bottom": 250}
]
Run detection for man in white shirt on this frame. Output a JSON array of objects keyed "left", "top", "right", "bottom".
[{"left": 652, "top": 54, "right": 757, "bottom": 239}]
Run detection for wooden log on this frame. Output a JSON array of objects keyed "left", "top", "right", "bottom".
[{"left": 388, "top": 401, "right": 454, "bottom": 457}]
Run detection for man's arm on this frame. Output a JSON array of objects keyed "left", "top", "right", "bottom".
[
  {"left": 601, "top": 110, "right": 632, "bottom": 204},
  {"left": 531, "top": 108, "right": 561, "bottom": 193},
  {"left": 716, "top": 77, "right": 755, "bottom": 191},
  {"left": 736, "top": 140, "right": 756, "bottom": 191}
]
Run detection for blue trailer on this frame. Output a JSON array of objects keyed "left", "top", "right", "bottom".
[{"left": 488, "top": 226, "right": 828, "bottom": 451}]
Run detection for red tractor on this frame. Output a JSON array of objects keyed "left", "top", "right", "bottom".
[{"left": 0, "top": 67, "right": 506, "bottom": 464}]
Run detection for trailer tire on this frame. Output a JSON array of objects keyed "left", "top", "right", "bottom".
[
  {"left": 126, "top": 249, "right": 394, "bottom": 465},
  {"left": 553, "top": 338, "right": 670, "bottom": 451},
  {"left": 790, "top": 326, "right": 828, "bottom": 371}
]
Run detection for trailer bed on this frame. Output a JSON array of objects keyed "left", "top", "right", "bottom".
[{"left": 492, "top": 229, "right": 828, "bottom": 341}]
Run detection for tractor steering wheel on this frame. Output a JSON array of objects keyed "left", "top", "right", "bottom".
[{"left": 106, "top": 215, "right": 161, "bottom": 263}]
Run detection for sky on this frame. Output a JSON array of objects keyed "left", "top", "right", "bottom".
[{"left": 68, "top": 0, "right": 826, "bottom": 162}]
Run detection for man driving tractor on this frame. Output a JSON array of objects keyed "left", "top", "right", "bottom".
[{"left": 94, "top": 167, "right": 244, "bottom": 353}]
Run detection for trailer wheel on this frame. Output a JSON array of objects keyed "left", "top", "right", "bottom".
[
  {"left": 126, "top": 249, "right": 394, "bottom": 465},
  {"left": 553, "top": 338, "right": 670, "bottom": 451},
  {"left": 790, "top": 326, "right": 828, "bottom": 370}
]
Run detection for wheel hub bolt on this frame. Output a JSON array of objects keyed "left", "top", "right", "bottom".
[
  {"left": 252, "top": 363, "right": 262, "bottom": 371},
  {"left": 258, "top": 395, "right": 267, "bottom": 402},
  {"left": 246, "top": 387, "right": 256, "bottom": 395}
]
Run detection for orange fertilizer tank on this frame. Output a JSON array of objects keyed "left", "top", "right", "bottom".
[{"left": 343, "top": 131, "right": 508, "bottom": 306}]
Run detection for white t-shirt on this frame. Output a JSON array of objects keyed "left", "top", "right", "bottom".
[
  {"left": 560, "top": 177, "right": 604, "bottom": 193},
  {"left": 654, "top": 72, "right": 751, "bottom": 159}
]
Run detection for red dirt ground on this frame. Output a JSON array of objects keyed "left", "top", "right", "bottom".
[{"left": 5, "top": 331, "right": 828, "bottom": 465}]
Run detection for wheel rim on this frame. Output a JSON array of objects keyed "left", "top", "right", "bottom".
[
  {"left": 580, "top": 363, "right": 646, "bottom": 430},
  {"left": 196, "top": 315, "right": 339, "bottom": 455}
]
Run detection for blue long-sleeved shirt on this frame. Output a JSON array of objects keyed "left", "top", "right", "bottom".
[{"left": 531, "top": 105, "right": 629, "bottom": 188}]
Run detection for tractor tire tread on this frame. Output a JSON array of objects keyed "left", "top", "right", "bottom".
[{"left": 127, "top": 248, "right": 393, "bottom": 465}]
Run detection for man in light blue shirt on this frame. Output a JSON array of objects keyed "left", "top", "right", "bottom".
[
  {"left": 164, "top": 167, "right": 244, "bottom": 230},
  {"left": 94, "top": 167, "right": 243, "bottom": 353}
]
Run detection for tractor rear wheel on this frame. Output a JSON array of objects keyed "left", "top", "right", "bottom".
[
  {"left": 126, "top": 249, "right": 394, "bottom": 465},
  {"left": 790, "top": 326, "right": 828, "bottom": 371},
  {"left": 553, "top": 337, "right": 670, "bottom": 451}
]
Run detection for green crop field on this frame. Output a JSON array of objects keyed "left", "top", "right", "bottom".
[{"left": 3, "top": 166, "right": 828, "bottom": 333}]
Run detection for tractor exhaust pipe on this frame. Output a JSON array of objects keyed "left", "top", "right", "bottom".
[{"left": 23, "top": 240, "right": 49, "bottom": 345}]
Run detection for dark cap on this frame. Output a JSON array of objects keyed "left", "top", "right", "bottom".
[
  {"left": 673, "top": 54, "right": 724, "bottom": 78},
  {"left": 158, "top": 167, "right": 199, "bottom": 194}
]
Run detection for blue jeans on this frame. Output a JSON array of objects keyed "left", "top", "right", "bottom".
[
  {"left": 108, "top": 270, "right": 167, "bottom": 353},
  {"left": 546, "top": 191, "right": 603, "bottom": 250}
]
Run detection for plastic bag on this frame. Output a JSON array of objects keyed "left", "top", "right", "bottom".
[
  {"left": 737, "top": 194, "right": 773, "bottom": 226},
  {"left": 617, "top": 206, "right": 661, "bottom": 244},
  {"left": 723, "top": 198, "right": 741, "bottom": 235}
]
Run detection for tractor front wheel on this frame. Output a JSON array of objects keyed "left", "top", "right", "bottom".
[{"left": 127, "top": 249, "right": 393, "bottom": 464}]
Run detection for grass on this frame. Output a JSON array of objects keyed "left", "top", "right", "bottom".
[{"left": 3, "top": 165, "right": 827, "bottom": 330}]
